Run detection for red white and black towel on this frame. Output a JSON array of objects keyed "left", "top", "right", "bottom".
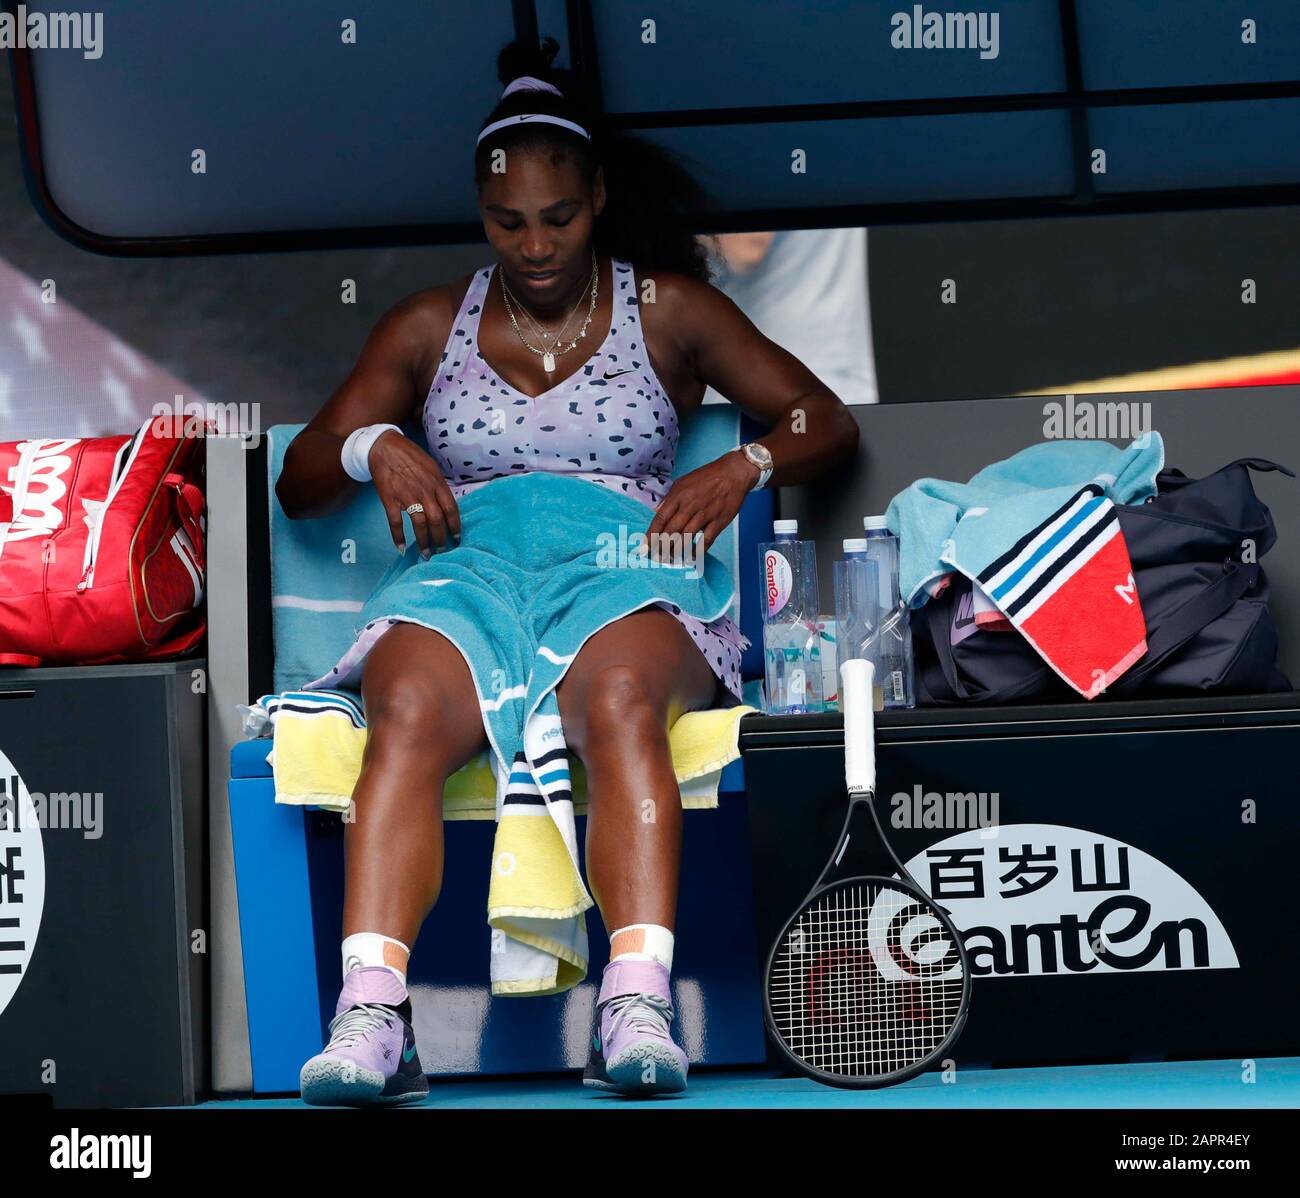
[{"left": 972, "top": 483, "right": 1148, "bottom": 697}]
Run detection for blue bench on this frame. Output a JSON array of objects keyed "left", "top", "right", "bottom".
[{"left": 226, "top": 409, "right": 774, "bottom": 1091}]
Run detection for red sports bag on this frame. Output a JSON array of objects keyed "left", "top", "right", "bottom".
[{"left": 0, "top": 416, "right": 206, "bottom": 667}]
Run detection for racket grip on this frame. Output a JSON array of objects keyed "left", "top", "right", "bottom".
[{"left": 840, "top": 658, "right": 877, "bottom": 794}]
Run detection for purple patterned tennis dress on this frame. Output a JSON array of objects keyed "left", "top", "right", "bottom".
[{"left": 312, "top": 257, "right": 750, "bottom": 703}]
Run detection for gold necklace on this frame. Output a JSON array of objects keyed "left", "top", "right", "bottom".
[
  {"left": 502, "top": 248, "right": 597, "bottom": 342},
  {"left": 501, "top": 252, "right": 597, "bottom": 373},
  {"left": 500, "top": 250, "right": 598, "bottom": 375},
  {"left": 513, "top": 282, "right": 582, "bottom": 348}
]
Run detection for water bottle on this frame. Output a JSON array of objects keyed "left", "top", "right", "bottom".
[
  {"left": 834, "top": 537, "right": 879, "bottom": 662},
  {"left": 862, "top": 515, "right": 916, "bottom": 709},
  {"left": 758, "top": 519, "right": 824, "bottom": 714},
  {"left": 828, "top": 540, "right": 877, "bottom": 713}
]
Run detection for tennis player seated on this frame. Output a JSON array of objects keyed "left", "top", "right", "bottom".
[{"left": 276, "top": 36, "right": 858, "bottom": 1106}]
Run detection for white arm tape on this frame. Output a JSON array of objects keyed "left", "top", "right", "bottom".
[{"left": 341, "top": 423, "right": 403, "bottom": 483}]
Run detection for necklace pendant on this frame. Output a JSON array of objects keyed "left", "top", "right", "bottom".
[{"left": 542, "top": 351, "right": 556, "bottom": 373}]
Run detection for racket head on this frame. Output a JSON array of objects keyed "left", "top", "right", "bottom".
[{"left": 764, "top": 872, "right": 972, "bottom": 1089}]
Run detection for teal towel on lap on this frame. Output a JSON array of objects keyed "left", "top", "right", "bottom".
[
  {"left": 348, "top": 470, "right": 734, "bottom": 776},
  {"left": 308, "top": 470, "right": 735, "bottom": 993},
  {"left": 265, "top": 411, "right": 746, "bottom": 695}
]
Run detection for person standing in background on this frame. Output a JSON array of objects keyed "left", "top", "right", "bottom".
[{"left": 701, "top": 227, "right": 878, "bottom": 406}]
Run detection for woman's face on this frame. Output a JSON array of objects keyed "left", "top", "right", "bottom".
[{"left": 478, "top": 148, "right": 606, "bottom": 304}]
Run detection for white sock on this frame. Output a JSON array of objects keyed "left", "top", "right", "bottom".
[
  {"left": 341, "top": 932, "right": 411, "bottom": 989},
  {"left": 609, "top": 923, "right": 674, "bottom": 971}
]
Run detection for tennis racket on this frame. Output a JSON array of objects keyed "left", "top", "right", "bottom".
[{"left": 763, "top": 657, "right": 971, "bottom": 1088}]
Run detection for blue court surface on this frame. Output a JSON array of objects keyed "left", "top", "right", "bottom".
[{"left": 192, "top": 1057, "right": 1299, "bottom": 1110}]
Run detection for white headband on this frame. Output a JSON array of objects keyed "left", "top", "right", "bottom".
[
  {"left": 476, "top": 75, "right": 591, "bottom": 145},
  {"left": 503, "top": 76, "right": 559, "bottom": 99}
]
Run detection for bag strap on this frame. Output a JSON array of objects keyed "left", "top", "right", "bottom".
[
  {"left": 1107, "top": 561, "right": 1260, "bottom": 695},
  {"left": 1219, "top": 457, "right": 1295, "bottom": 478},
  {"left": 165, "top": 473, "right": 206, "bottom": 573}
]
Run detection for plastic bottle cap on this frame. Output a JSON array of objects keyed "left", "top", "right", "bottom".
[
  {"left": 863, "top": 515, "right": 889, "bottom": 531},
  {"left": 842, "top": 537, "right": 868, "bottom": 553},
  {"left": 773, "top": 519, "right": 799, "bottom": 535}
]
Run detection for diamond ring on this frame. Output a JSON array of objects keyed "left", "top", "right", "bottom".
[{"left": 405, "top": 503, "right": 425, "bottom": 515}]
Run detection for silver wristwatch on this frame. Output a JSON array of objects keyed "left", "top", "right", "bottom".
[{"left": 737, "top": 442, "right": 773, "bottom": 490}]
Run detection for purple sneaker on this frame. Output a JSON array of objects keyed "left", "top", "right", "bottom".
[
  {"left": 300, "top": 967, "right": 428, "bottom": 1107},
  {"left": 583, "top": 959, "right": 688, "bottom": 1096}
]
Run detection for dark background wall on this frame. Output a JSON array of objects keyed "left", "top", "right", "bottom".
[
  {"left": 3, "top": 52, "right": 1299, "bottom": 426},
  {"left": 872, "top": 209, "right": 1300, "bottom": 402}
]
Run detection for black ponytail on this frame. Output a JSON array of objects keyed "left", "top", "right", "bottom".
[{"left": 474, "top": 36, "right": 713, "bottom": 282}]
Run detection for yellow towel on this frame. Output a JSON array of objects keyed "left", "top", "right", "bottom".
[
  {"left": 262, "top": 702, "right": 756, "bottom": 819},
  {"left": 246, "top": 694, "right": 755, "bottom": 995}
]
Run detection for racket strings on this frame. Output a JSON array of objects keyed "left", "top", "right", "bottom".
[{"left": 768, "top": 880, "right": 966, "bottom": 1080}]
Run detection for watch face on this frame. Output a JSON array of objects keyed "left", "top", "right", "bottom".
[{"left": 746, "top": 443, "right": 773, "bottom": 469}]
